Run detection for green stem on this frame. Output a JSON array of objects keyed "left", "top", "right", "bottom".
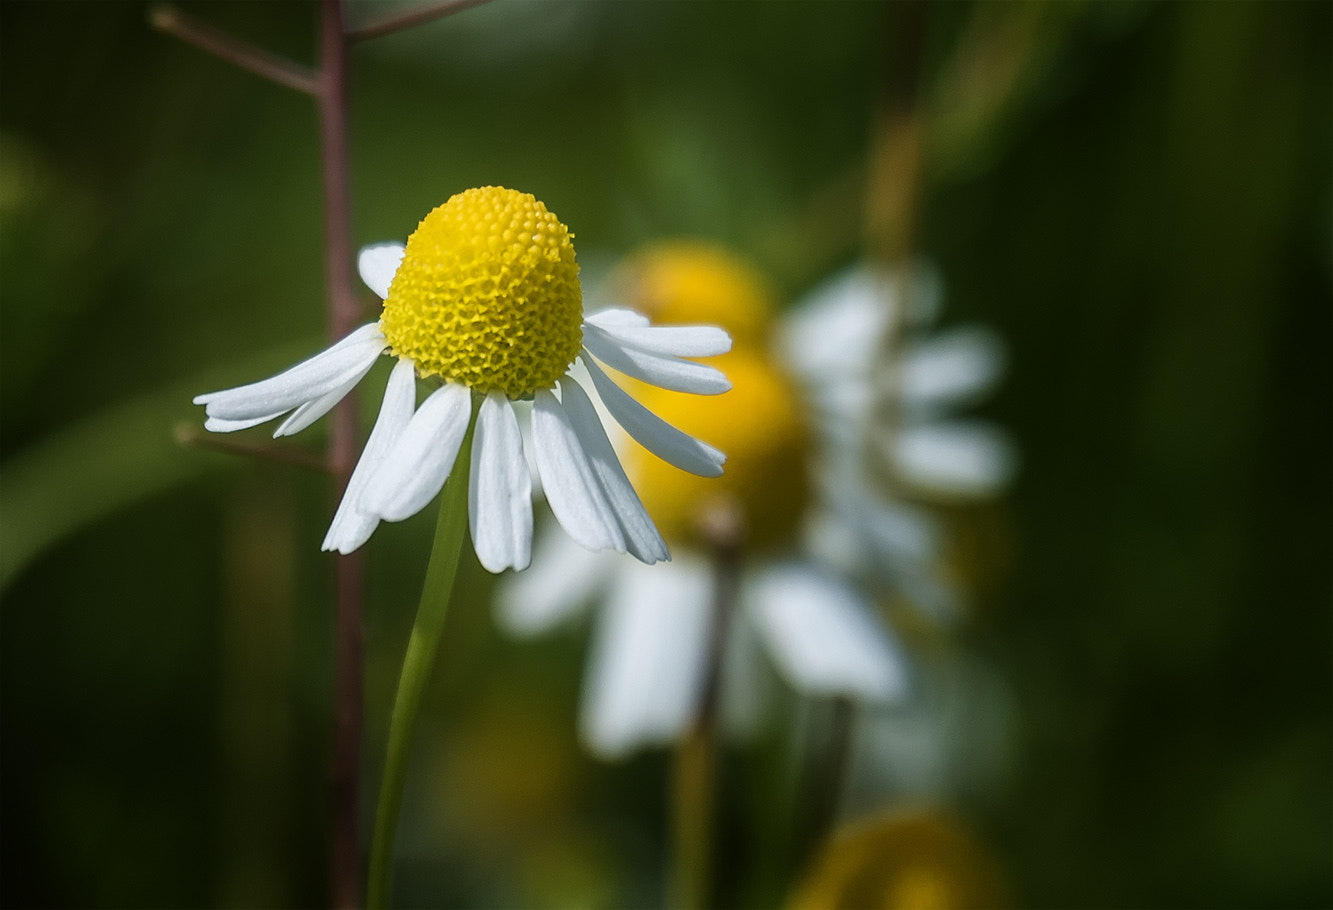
[
  {"left": 672, "top": 499, "right": 745, "bottom": 910},
  {"left": 366, "top": 404, "right": 477, "bottom": 910}
]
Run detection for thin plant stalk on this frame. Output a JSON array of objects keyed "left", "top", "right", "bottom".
[
  {"left": 788, "top": 696, "right": 855, "bottom": 875},
  {"left": 367, "top": 406, "right": 479, "bottom": 910},
  {"left": 314, "top": 1, "right": 368, "bottom": 905},
  {"left": 673, "top": 499, "right": 745, "bottom": 910}
]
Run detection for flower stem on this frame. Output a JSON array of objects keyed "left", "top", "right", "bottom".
[
  {"left": 349, "top": 0, "right": 496, "bottom": 42},
  {"left": 673, "top": 498, "right": 745, "bottom": 910},
  {"left": 148, "top": 4, "right": 321, "bottom": 95},
  {"left": 366, "top": 406, "right": 477, "bottom": 910},
  {"left": 789, "top": 696, "right": 855, "bottom": 874},
  {"left": 314, "top": 1, "right": 368, "bottom": 906}
]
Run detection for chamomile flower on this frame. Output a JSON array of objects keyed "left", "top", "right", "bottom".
[
  {"left": 193, "top": 187, "right": 732, "bottom": 572},
  {"left": 501, "top": 244, "right": 950, "bottom": 758}
]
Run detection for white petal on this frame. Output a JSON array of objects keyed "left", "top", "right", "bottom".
[
  {"left": 581, "top": 558, "right": 713, "bottom": 758},
  {"left": 891, "top": 421, "right": 1017, "bottom": 497},
  {"left": 587, "top": 322, "right": 732, "bottom": 359},
  {"left": 779, "top": 269, "right": 890, "bottom": 385},
  {"left": 780, "top": 263, "right": 944, "bottom": 385},
  {"left": 496, "top": 526, "right": 616, "bottom": 635},
  {"left": 531, "top": 388, "right": 625, "bottom": 554},
  {"left": 321, "top": 358, "right": 417, "bottom": 553},
  {"left": 746, "top": 563, "right": 908, "bottom": 702},
  {"left": 559, "top": 378, "right": 668, "bottom": 564},
  {"left": 361, "top": 381, "right": 472, "bottom": 522},
  {"left": 469, "top": 393, "right": 533, "bottom": 573},
  {"left": 583, "top": 357, "right": 725, "bottom": 477},
  {"left": 357, "top": 243, "right": 406, "bottom": 300},
  {"left": 204, "top": 411, "right": 289, "bottom": 433},
  {"left": 194, "top": 323, "right": 387, "bottom": 422},
  {"left": 899, "top": 326, "right": 1004, "bottom": 413},
  {"left": 582, "top": 327, "right": 731, "bottom": 395},
  {"left": 273, "top": 367, "right": 365, "bottom": 438},
  {"left": 584, "top": 307, "right": 650, "bottom": 328}
]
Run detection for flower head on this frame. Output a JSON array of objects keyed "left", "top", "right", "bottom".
[
  {"left": 501, "top": 245, "right": 1018, "bottom": 759},
  {"left": 193, "top": 187, "right": 731, "bottom": 572},
  {"left": 380, "top": 187, "right": 582, "bottom": 396}
]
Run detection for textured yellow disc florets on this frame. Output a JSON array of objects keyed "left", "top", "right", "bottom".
[
  {"left": 624, "top": 350, "right": 811, "bottom": 550},
  {"left": 379, "top": 187, "right": 583, "bottom": 397}
]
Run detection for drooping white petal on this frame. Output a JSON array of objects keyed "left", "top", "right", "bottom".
[
  {"left": 469, "top": 392, "right": 533, "bottom": 573},
  {"left": 581, "top": 558, "right": 713, "bottom": 758},
  {"left": 194, "top": 323, "right": 387, "bottom": 422},
  {"left": 582, "top": 326, "right": 731, "bottom": 395},
  {"left": 584, "top": 307, "right": 650, "bottom": 329},
  {"left": 204, "top": 411, "right": 289, "bottom": 433},
  {"left": 559, "top": 378, "right": 668, "bottom": 564},
  {"left": 322, "top": 358, "right": 417, "bottom": 553},
  {"left": 273, "top": 367, "right": 366, "bottom": 438},
  {"left": 583, "top": 357, "right": 725, "bottom": 478},
  {"left": 891, "top": 420, "right": 1017, "bottom": 497},
  {"left": 360, "top": 381, "right": 472, "bottom": 522},
  {"left": 586, "top": 322, "right": 732, "bottom": 359},
  {"left": 531, "top": 388, "right": 626, "bottom": 554},
  {"left": 745, "top": 563, "right": 908, "bottom": 702},
  {"left": 357, "top": 242, "right": 406, "bottom": 300},
  {"left": 898, "top": 326, "right": 1004, "bottom": 413},
  {"left": 496, "top": 527, "right": 617, "bottom": 635}
]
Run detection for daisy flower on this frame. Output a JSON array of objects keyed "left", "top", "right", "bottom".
[
  {"left": 193, "top": 187, "right": 732, "bottom": 572},
  {"left": 500, "top": 243, "right": 1011, "bottom": 758}
]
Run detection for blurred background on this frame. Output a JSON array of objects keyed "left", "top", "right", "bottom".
[{"left": 1, "top": 0, "right": 1329, "bottom": 907}]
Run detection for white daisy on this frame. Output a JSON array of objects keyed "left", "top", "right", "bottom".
[
  {"left": 499, "top": 248, "right": 1015, "bottom": 759},
  {"left": 193, "top": 187, "right": 731, "bottom": 572}
]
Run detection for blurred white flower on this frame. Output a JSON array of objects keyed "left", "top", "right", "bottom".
[{"left": 498, "top": 248, "right": 1015, "bottom": 759}]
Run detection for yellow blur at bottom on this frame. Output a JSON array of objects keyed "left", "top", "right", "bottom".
[{"left": 789, "top": 810, "right": 1008, "bottom": 910}]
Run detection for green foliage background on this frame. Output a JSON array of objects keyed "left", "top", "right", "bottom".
[{"left": 1, "top": 1, "right": 1329, "bottom": 907}]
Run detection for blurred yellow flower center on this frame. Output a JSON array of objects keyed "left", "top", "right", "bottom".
[
  {"left": 604, "top": 242, "right": 774, "bottom": 348},
  {"left": 380, "top": 186, "right": 583, "bottom": 397},
  {"left": 624, "top": 350, "right": 810, "bottom": 549}
]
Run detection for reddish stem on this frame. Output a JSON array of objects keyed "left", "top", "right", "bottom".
[
  {"left": 318, "top": 1, "right": 365, "bottom": 907},
  {"left": 149, "top": 4, "right": 320, "bottom": 94},
  {"left": 349, "top": 0, "right": 494, "bottom": 42}
]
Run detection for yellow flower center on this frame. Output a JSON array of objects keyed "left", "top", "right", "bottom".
[
  {"left": 602, "top": 242, "right": 774, "bottom": 349},
  {"left": 379, "top": 187, "right": 583, "bottom": 397},
  {"left": 624, "top": 349, "right": 810, "bottom": 550}
]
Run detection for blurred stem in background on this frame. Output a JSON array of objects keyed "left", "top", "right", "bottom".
[{"left": 672, "top": 497, "right": 745, "bottom": 910}]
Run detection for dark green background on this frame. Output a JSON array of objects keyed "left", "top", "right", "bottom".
[{"left": 1, "top": 1, "right": 1328, "bottom": 907}]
